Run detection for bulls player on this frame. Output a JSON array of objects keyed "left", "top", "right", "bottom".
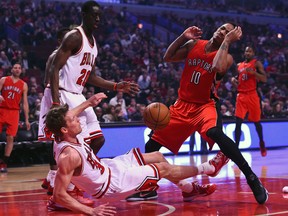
[
  {"left": 127, "top": 24, "right": 268, "bottom": 204},
  {"left": 48, "top": 1, "right": 138, "bottom": 155},
  {"left": 232, "top": 45, "right": 267, "bottom": 156},
  {"left": 0, "top": 63, "right": 30, "bottom": 173},
  {"left": 45, "top": 93, "right": 217, "bottom": 214}
]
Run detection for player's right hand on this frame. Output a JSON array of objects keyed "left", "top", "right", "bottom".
[
  {"left": 88, "top": 93, "right": 107, "bottom": 107},
  {"left": 91, "top": 203, "right": 116, "bottom": 216},
  {"left": 225, "top": 26, "right": 242, "bottom": 44}
]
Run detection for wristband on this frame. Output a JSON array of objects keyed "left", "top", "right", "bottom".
[
  {"left": 52, "top": 102, "right": 60, "bottom": 105},
  {"left": 113, "top": 83, "right": 117, "bottom": 91}
]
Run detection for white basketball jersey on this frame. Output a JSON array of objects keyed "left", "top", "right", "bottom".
[
  {"left": 54, "top": 138, "right": 110, "bottom": 198},
  {"left": 59, "top": 26, "right": 98, "bottom": 94}
]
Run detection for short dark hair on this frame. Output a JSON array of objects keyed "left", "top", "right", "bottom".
[
  {"left": 46, "top": 104, "right": 69, "bottom": 140},
  {"left": 81, "top": 1, "right": 100, "bottom": 13}
]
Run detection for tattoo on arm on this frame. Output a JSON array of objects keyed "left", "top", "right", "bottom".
[{"left": 220, "top": 42, "right": 228, "bottom": 51}]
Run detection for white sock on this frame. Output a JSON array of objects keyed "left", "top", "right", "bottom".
[
  {"left": 67, "top": 183, "right": 75, "bottom": 192},
  {"left": 177, "top": 180, "right": 193, "bottom": 193},
  {"left": 49, "top": 170, "right": 57, "bottom": 187},
  {"left": 197, "top": 162, "right": 215, "bottom": 175}
]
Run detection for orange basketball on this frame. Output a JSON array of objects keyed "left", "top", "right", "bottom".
[{"left": 143, "top": 102, "right": 170, "bottom": 130}]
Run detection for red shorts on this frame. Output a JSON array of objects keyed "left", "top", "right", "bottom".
[
  {"left": 0, "top": 108, "right": 20, "bottom": 136},
  {"left": 152, "top": 99, "right": 219, "bottom": 154},
  {"left": 235, "top": 91, "right": 261, "bottom": 122}
]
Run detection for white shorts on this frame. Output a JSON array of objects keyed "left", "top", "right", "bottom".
[
  {"left": 38, "top": 88, "right": 102, "bottom": 142},
  {"left": 102, "top": 148, "right": 161, "bottom": 196}
]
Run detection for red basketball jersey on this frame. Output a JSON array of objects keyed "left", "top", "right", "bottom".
[
  {"left": 0, "top": 76, "right": 25, "bottom": 110},
  {"left": 237, "top": 58, "right": 258, "bottom": 93},
  {"left": 178, "top": 40, "right": 217, "bottom": 103}
]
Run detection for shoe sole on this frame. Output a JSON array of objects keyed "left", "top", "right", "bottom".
[
  {"left": 257, "top": 189, "right": 269, "bottom": 204},
  {"left": 126, "top": 195, "right": 158, "bottom": 202}
]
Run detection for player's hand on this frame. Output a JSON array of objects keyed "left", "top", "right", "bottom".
[
  {"left": 182, "top": 26, "right": 202, "bottom": 40},
  {"left": 225, "top": 26, "right": 242, "bottom": 44},
  {"left": 0, "top": 95, "right": 5, "bottom": 103},
  {"left": 116, "top": 81, "right": 140, "bottom": 96},
  {"left": 91, "top": 203, "right": 116, "bottom": 216},
  {"left": 25, "top": 120, "right": 31, "bottom": 131},
  {"left": 88, "top": 93, "right": 107, "bottom": 107}
]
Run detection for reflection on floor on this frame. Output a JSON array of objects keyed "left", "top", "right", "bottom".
[{"left": 0, "top": 148, "right": 288, "bottom": 216}]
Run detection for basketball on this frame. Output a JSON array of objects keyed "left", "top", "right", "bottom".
[{"left": 143, "top": 102, "right": 170, "bottom": 130}]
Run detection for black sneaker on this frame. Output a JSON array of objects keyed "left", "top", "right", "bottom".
[
  {"left": 247, "top": 174, "right": 268, "bottom": 204},
  {"left": 125, "top": 191, "right": 158, "bottom": 202}
]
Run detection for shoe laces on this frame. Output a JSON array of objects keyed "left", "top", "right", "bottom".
[{"left": 211, "top": 152, "right": 225, "bottom": 164}]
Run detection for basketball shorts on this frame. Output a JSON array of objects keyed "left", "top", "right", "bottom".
[
  {"left": 235, "top": 91, "right": 261, "bottom": 122},
  {"left": 152, "top": 99, "right": 220, "bottom": 154},
  {"left": 0, "top": 108, "right": 19, "bottom": 136},
  {"left": 38, "top": 88, "right": 103, "bottom": 142},
  {"left": 102, "top": 148, "right": 160, "bottom": 196}
]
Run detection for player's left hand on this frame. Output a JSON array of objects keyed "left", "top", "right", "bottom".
[
  {"left": 116, "top": 81, "right": 140, "bottom": 95},
  {"left": 225, "top": 26, "right": 242, "bottom": 44}
]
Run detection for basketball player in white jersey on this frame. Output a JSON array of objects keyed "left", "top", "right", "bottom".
[
  {"left": 45, "top": 93, "right": 217, "bottom": 214},
  {"left": 48, "top": 1, "right": 139, "bottom": 154}
]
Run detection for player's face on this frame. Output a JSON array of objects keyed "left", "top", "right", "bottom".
[
  {"left": 244, "top": 47, "right": 254, "bottom": 60},
  {"left": 213, "top": 23, "right": 235, "bottom": 43},
  {"left": 11, "top": 64, "right": 22, "bottom": 77},
  {"left": 64, "top": 113, "right": 82, "bottom": 137},
  {"left": 83, "top": 6, "right": 101, "bottom": 30}
]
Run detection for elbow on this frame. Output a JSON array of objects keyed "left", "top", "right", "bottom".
[{"left": 212, "top": 65, "right": 226, "bottom": 76}]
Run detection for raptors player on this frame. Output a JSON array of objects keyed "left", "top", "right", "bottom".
[
  {"left": 0, "top": 63, "right": 30, "bottom": 173},
  {"left": 232, "top": 45, "right": 267, "bottom": 156},
  {"left": 128, "top": 24, "right": 268, "bottom": 204},
  {"left": 45, "top": 93, "right": 216, "bottom": 214}
]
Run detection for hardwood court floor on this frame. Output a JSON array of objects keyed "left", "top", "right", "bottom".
[{"left": 0, "top": 148, "right": 288, "bottom": 216}]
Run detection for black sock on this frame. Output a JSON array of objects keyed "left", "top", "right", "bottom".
[
  {"left": 254, "top": 122, "right": 264, "bottom": 142},
  {"left": 207, "top": 127, "right": 255, "bottom": 178},
  {"left": 235, "top": 117, "right": 243, "bottom": 147},
  {"left": 3, "top": 156, "right": 9, "bottom": 164},
  {"left": 145, "top": 138, "right": 162, "bottom": 153}
]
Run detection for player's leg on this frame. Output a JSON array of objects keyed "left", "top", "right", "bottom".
[
  {"left": 254, "top": 121, "right": 267, "bottom": 156},
  {"left": 206, "top": 126, "right": 268, "bottom": 204},
  {"left": 235, "top": 117, "right": 243, "bottom": 147}
]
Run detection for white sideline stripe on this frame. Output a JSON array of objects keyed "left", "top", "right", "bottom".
[
  {"left": 256, "top": 211, "right": 288, "bottom": 216},
  {"left": 0, "top": 192, "right": 45, "bottom": 198}
]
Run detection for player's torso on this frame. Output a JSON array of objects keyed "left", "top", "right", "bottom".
[
  {"left": 0, "top": 76, "right": 24, "bottom": 109},
  {"left": 54, "top": 139, "right": 110, "bottom": 198},
  {"left": 237, "top": 59, "right": 257, "bottom": 93},
  {"left": 179, "top": 40, "right": 217, "bottom": 103},
  {"left": 59, "top": 26, "right": 98, "bottom": 94}
]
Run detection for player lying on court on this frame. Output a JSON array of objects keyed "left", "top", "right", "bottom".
[{"left": 46, "top": 93, "right": 218, "bottom": 215}]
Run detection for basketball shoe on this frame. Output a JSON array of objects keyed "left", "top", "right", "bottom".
[
  {"left": 41, "top": 178, "right": 49, "bottom": 189},
  {"left": 182, "top": 181, "right": 216, "bottom": 201},
  {"left": 259, "top": 141, "right": 267, "bottom": 157},
  {"left": 207, "top": 151, "right": 229, "bottom": 177},
  {"left": 246, "top": 174, "right": 268, "bottom": 204},
  {"left": 68, "top": 187, "right": 94, "bottom": 206},
  {"left": 0, "top": 161, "right": 7, "bottom": 173},
  {"left": 125, "top": 190, "right": 158, "bottom": 202},
  {"left": 47, "top": 197, "right": 68, "bottom": 211}
]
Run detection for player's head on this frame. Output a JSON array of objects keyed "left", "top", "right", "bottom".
[
  {"left": 56, "top": 27, "right": 70, "bottom": 45},
  {"left": 11, "top": 63, "right": 22, "bottom": 77},
  {"left": 244, "top": 45, "right": 256, "bottom": 60},
  {"left": 46, "top": 104, "right": 82, "bottom": 141},
  {"left": 81, "top": 1, "right": 101, "bottom": 30},
  {"left": 213, "top": 23, "right": 236, "bottom": 44}
]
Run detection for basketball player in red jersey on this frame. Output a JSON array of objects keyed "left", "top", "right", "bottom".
[
  {"left": 0, "top": 63, "right": 30, "bottom": 173},
  {"left": 49, "top": 1, "right": 139, "bottom": 156},
  {"left": 127, "top": 24, "right": 268, "bottom": 204},
  {"left": 232, "top": 46, "right": 267, "bottom": 156}
]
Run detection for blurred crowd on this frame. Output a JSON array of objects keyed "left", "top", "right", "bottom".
[{"left": 0, "top": 0, "right": 287, "bottom": 124}]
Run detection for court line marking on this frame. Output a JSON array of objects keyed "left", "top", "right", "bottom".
[
  {"left": 256, "top": 211, "right": 288, "bottom": 216},
  {"left": 123, "top": 200, "right": 176, "bottom": 215},
  {"left": 0, "top": 192, "right": 46, "bottom": 198}
]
